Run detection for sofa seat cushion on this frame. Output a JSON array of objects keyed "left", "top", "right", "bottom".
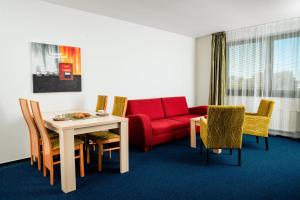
[
  {"left": 151, "top": 119, "right": 186, "bottom": 136},
  {"left": 126, "top": 98, "right": 165, "bottom": 120},
  {"left": 169, "top": 114, "right": 199, "bottom": 127},
  {"left": 162, "top": 97, "right": 189, "bottom": 117}
]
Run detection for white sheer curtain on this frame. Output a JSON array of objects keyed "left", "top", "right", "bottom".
[{"left": 226, "top": 17, "right": 300, "bottom": 138}]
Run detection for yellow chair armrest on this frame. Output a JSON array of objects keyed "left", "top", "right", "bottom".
[
  {"left": 200, "top": 118, "right": 208, "bottom": 147},
  {"left": 200, "top": 117, "right": 207, "bottom": 126},
  {"left": 244, "top": 115, "right": 270, "bottom": 123},
  {"left": 243, "top": 115, "right": 271, "bottom": 137},
  {"left": 245, "top": 112, "right": 258, "bottom": 116}
]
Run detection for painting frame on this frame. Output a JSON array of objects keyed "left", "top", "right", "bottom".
[{"left": 31, "top": 42, "right": 82, "bottom": 93}]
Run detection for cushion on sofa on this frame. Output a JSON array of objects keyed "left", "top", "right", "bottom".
[
  {"left": 126, "top": 98, "right": 165, "bottom": 120},
  {"left": 162, "top": 96, "right": 189, "bottom": 118},
  {"left": 151, "top": 119, "right": 186, "bottom": 136},
  {"left": 169, "top": 114, "right": 199, "bottom": 127}
]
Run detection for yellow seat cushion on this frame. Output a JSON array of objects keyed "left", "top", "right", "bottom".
[
  {"left": 51, "top": 138, "right": 84, "bottom": 150},
  {"left": 88, "top": 131, "right": 120, "bottom": 140},
  {"left": 40, "top": 130, "right": 58, "bottom": 143}
]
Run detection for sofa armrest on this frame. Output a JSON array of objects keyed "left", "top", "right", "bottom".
[
  {"left": 127, "top": 114, "right": 153, "bottom": 150},
  {"left": 189, "top": 105, "right": 208, "bottom": 116}
]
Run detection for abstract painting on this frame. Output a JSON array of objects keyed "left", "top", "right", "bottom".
[{"left": 31, "top": 42, "right": 81, "bottom": 93}]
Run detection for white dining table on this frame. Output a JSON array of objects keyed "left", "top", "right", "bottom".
[{"left": 43, "top": 110, "right": 129, "bottom": 193}]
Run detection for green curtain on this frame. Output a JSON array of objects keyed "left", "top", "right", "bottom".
[{"left": 209, "top": 32, "right": 227, "bottom": 105}]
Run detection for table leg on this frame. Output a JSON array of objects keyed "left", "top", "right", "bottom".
[
  {"left": 120, "top": 121, "right": 129, "bottom": 173},
  {"left": 59, "top": 129, "right": 76, "bottom": 193},
  {"left": 190, "top": 120, "right": 196, "bottom": 148}
]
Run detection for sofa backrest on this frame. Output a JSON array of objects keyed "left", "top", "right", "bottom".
[
  {"left": 126, "top": 98, "right": 165, "bottom": 120},
  {"left": 161, "top": 96, "right": 189, "bottom": 118}
]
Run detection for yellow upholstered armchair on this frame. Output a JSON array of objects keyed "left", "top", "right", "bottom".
[
  {"left": 200, "top": 106, "right": 245, "bottom": 166},
  {"left": 243, "top": 99, "right": 275, "bottom": 150}
]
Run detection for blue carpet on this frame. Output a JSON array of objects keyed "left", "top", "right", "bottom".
[{"left": 0, "top": 135, "right": 300, "bottom": 200}]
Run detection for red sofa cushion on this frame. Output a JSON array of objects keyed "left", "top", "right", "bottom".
[
  {"left": 126, "top": 98, "right": 165, "bottom": 120},
  {"left": 169, "top": 114, "right": 199, "bottom": 127},
  {"left": 151, "top": 119, "right": 186, "bottom": 136},
  {"left": 162, "top": 96, "right": 189, "bottom": 117}
]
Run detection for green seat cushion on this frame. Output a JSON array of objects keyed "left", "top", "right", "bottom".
[
  {"left": 48, "top": 130, "right": 59, "bottom": 138},
  {"left": 51, "top": 138, "right": 84, "bottom": 150},
  {"left": 88, "top": 131, "right": 120, "bottom": 140}
]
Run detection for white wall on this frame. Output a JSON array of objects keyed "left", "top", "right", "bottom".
[
  {"left": 0, "top": 0, "right": 195, "bottom": 164},
  {"left": 195, "top": 35, "right": 211, "bottom": 105}
]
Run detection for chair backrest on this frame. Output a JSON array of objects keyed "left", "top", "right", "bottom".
[
  {"left": 30, "top": 100, "right": 52, "bottom": 155},
  {"left": 257, "top": 99, "right": 275, "bottom": 118},
  {"left": 112, "top": 96, "right": 128, "bottom": 117},
  {"left": 207, "top": 106, "right": 245, "bottom": 149},
  {"left": 96, "top": 95, "right": 108, "bottom": 112},
  {"left": 19, "top": 98, "right": 40, "bottom": 156}
]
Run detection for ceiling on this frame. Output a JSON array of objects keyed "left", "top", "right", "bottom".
[{"left": 42, "top": 0, "right": 300, "bottom": 37}]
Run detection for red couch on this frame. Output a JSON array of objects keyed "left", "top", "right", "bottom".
[{"left": 126, "top": 96, "right": 208, "bottom": 151}]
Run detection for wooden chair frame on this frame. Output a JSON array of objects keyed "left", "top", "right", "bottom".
[
  {"left": 87, "top": 96, "right": 127, "bottom": 172},
  {"left": 19, "top": 98, "right": 42, "bottom": 170},
  {"left": 30, "top": 100, "right": 84, "bottom": 185}
]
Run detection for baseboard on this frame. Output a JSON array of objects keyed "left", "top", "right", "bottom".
[
  {"left": 0, "top": 157, "right": 30, "bottom": 167},
  {"left": 269, "top": 129, "right": 300, "bottom": 139}
]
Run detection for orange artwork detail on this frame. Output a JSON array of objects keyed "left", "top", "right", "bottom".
[{"left": 59, "top": 46, "right": 81, "bottom": 75}]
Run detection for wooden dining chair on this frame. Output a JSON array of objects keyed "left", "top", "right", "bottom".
[
  {"left": 96, "top": 95, "right": 108, "bottom": 112},
  {"left": 19, "top": 98, "right": 43, "bottom": 170},
  {"left": 86, "top": 95, "right": 109, "bottom": 151},
  {"left": 19, "top": 98, "right": 58, "bottom": 171},
  {"left": 30, "top": 100, "right": 85, "bottom": 185},
  {"left": 87, "top": 96, "right": 127, "bottom": 172}
]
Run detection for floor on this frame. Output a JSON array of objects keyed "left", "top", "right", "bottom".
[{"left": 0, "top": 135, "right": 299, "bottom": 200}]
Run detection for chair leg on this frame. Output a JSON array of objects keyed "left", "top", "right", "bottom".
[
  {"left": 206, "top": 149, "right": 209, "bottom": 166},
  {"left": 30, "top": 155, "right": 34, "bottom": 165},
  {"left": 79, "top": 144, "right": 85, "bottom": 177},
  {"left": 265, "top": 137, "right": 269, "bottom": 151},
  {"left": 98, "top": 145, "right": 103, "bottom": 172},
  {"left": 230, "top": 149, "right": 233, "bottom": 155},
  {"left": 256, "top": 136, "right": 259, "bottom": 144},
  {"left": 43, "top": 162, "right": 47, "bottom": 177},
  {"left": 238, "top": 149, "right": 241, "bottom": 166},
  {"left": 37, "top": 156, "right": 41, "bottom": 171},
  {"left": 50, "top": 167, "right": 54, "bottom": 186},
  {"left": 109, "top": 150, "right": 112, "bottom": 160},
  {"left": 84, "top": 135, "right": 88, "bottom": 151},
  {"left": 86, "top": 143, "right": 90, "bottom": 164},
  {"left": 200, "top": 140, "right": 203, "bottom": 154}
]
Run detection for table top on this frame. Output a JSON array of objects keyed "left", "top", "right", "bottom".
[{"left": 43, "top": 110, "right": 128, "bottom": 130}]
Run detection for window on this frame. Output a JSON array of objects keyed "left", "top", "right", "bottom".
[
  {"left": 227, "top": 32, "right": 300, "bottom": 98},
  {"left": 272, "top": 36, "right": 300, "bottom": 98}
]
